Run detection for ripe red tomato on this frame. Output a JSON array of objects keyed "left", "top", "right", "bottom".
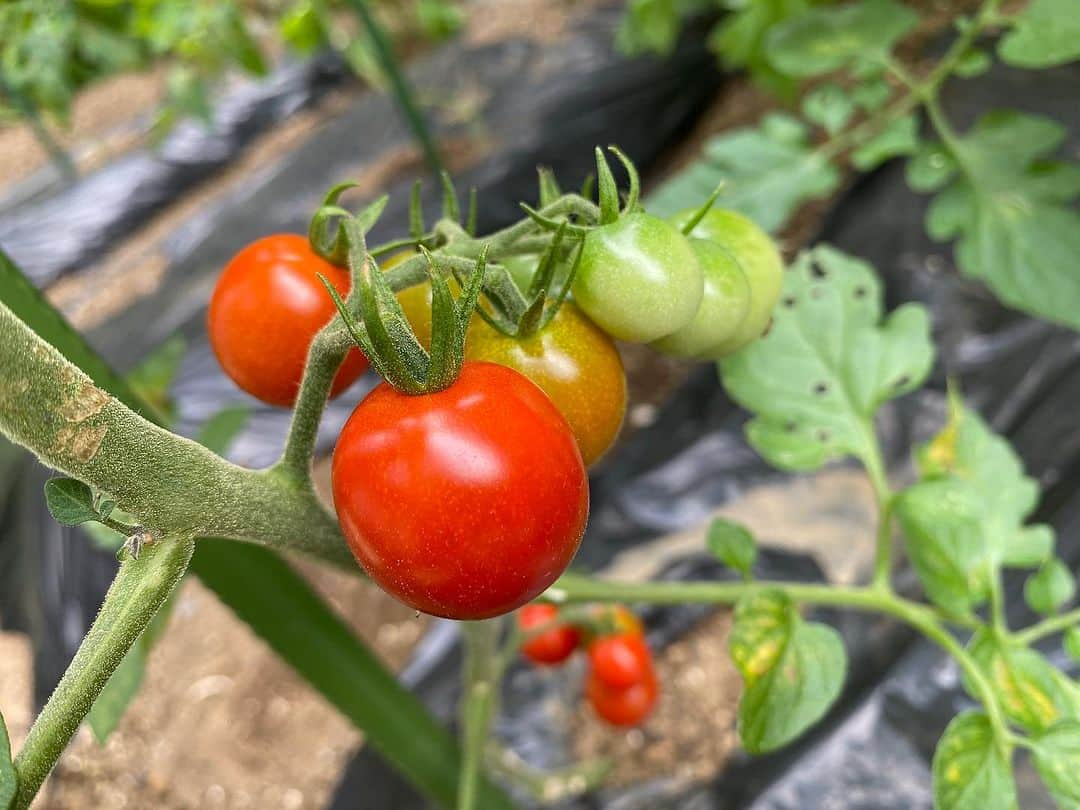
[
  {"left": 518, "top": 604, "right": 581, "bottom": 666},
  {"left": 588, "top": 632, "right": 652, "bottom": 689},
  {"left": 208, "top": 234, "right": 368, "bottom": 406},
  {"left": 586, "top": 669, "right": 658, "bottom": 727},
  {"left": 332, "top": 362, "right": 589, "bottom": 620},
  {"left": 465, "top": 303, "right": 627, "bottom": 467}
]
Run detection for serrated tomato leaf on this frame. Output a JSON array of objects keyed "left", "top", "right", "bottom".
[
  {"left": 998, "top": 0, "right": 1080, "bottom": 68},
  {"left": 720, "top": 245, "right": 933, "bottom": 472},
  {"left": 932, "top": 712, "right": 1017, "bottom": 810},
  {"left": 729, "top": 590, "right": 846, "bottom": 753},
  {"left": 647, "top": 115, "right": 840, "bottom": 231}
]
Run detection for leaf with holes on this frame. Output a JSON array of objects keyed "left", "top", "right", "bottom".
[
  {"left": 0, "top": 709, "right": 14, "bottom": 810},
  {"left": 706, "top": 518, "right": 757, "bottom": 579},
  {"left": 998, "top": 0, "right": 1080, "bottom": 68},
  {"left": 720, "top": 245, "right": 932, "bottom": 472},
  {"left": 646, "top": 114, "right": 840, "bottom": 231},
  {"left": 967, "top": 630, "right": 1080, "bottom": 734},
  {"left": 1033, "top": 720, "right": 1080, "bottom": 806},
  {"left": 898, "top": 397, "right": 1052, "bottom": 613},
  {"left": 764, "top": 0, "right": 917, "bottom": 78},
  {"left": 932, "top": 712, "right": 1017, "bottom": 810},
  {"left": 925, "top": 110, "right": 1080, "bottom": 330},
  {"left": 729, "top": 590, "right": 846, "bottom": 753}
]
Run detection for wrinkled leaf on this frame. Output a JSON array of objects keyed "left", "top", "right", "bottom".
[
  {"left": 897, "top": 398, "right": 1052, "bottom": 617},
  {"left": 729, "top": 590, "right": 846, "bottom": 753},
  {"left": 765, "top": 0, "right": 917, "bottom": 77},
  {"left": 720, "top": 245, "right": 932, "bottom": 471},
  {"left": 925, "top": 111, "right": 1080, "bottom": 330},
  {"left": 1033, "top": 719, "right": 1080, "bottom": 806},
  {"left": 706, "top": 518, "right": 757, "bottom": 579},
  {"left": 968, "top": 630, "right": 1080, "bottom": 734},
  {"left": 932, "top": 712, "right": 1017, "bottom": 810},
  {"left": 999, "top": 0, "right": 1080, "bottom": 68},
  {"left": 649, "top": 114, "right": 840, "bottom": 232},
  {"left": 0, "top": 709, "right": 14, "bottom": 810},
  {"left": 1026, "top": 558, "right": 1076, "bottom": 616},
  {"left": 851, "top": 114, "right": 919, "bottom": 170},
  {"left": 44, "top": 477, "right": 100, "bottom": 526},
  {"left": 802, "top": 83, "right": 854, "bottom": 135}
]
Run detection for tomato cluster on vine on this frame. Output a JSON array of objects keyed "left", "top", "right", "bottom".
[
  {"left": 205, "top": 147, "right": 782, "bottom": 621},
  {"left": 517, "top": 604, "right": 658, "bottom": 727}
]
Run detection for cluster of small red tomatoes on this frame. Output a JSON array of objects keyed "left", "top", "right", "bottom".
[
  {"left": 518, "top": 604, "right": 658, "bottom": 727},
  {"left": 207, "top": 206, "right": 781, "bottom": 622}
]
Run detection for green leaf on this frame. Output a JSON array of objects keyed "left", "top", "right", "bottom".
[
  {"left": 0, "top": 248, "right": 515, "bottom": 809},
  {"left": 801, "top": 83, "right": 854, "bottom": 135},
  {"left": 999, "top": 0, "right": 1080, "bottom": 68},
  {"left": 706, "top": 518, "right": 757, "bottom": 579},
  {"left": 953, "top": 48, "right": 992, "bottom": 78},
  {"left": 0, "top": 709, "right": 15, "bottom": 810},
  {"left": 195, "top": 405, "right": 251, "bottom": 455},
  {"left": 647, "top": 116, "right": 840, "bottom": 231},
  {"left": 720, "top": 245, "right": 933, "bottom": 471},
  {"left": 968, "top": 630, "right": 1080, "bottom": 733},
  {"left": 1026, "top": 559, "right": 1076, "bottom": 616},
  {"left": 851, "top": 77, "right": 892, "bottom": 111},
  {"left": 906, "top": 140, "right": 957, "bottom": 192},
  {"left": 126, "top": 336, "right": 185, "bottom": 420},
  {"left": 897, "top": 400, "right": 1053, "bottom": 613},
  {"left": 709, "top": 0, "right": 814, "bottom": 96},
  {"left": 1033, "top": 720, "right": 1080, "bottom": 806},
  {"left": 415, "top": 0, "right": 464, "bottom": 40},
  {"left": 279, "top": 1, "right": 328, "bottom": 53},
  {"left": 615, "top": 0, "right": 680, "bottom": 55},
  {"left": 44, "top": 477, "right": 100, "bottom": 526},
  {"left": 1065, "top": 628, "right": 1080, "bottom": 664},
  {"left": 851, "top": 114, "right": 919, "bottom": 171},
  {"left": 765, "top": 0, "right": 917, "bottom": 78},
  {"left": 932, "top": 712, "right": 1017, "bottom": 810},
  {"left": 729, "top": 590, "right": 846, "bottom": 753},
  {"left": 925, "top": 110, "right": 1080, "bottom": 330}
]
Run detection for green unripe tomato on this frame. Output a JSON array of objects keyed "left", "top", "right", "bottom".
[
  {"left": 669, "top": 208, "right": 783, "bottom": 356},
  {"left": 651, "top": 239, "right": 750, "bottom": 359},
  {"left": 573, "top": 213, "right": 703, "bottom": 343},
  {"left": 502, "top": 254, "right": 539, "bottom": 292}
]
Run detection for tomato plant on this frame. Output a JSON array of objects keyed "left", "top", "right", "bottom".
[{"left": 208, "top": 234, "right": 369, "bottom": 407}]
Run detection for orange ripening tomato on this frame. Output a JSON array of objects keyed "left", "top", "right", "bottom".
[
  {"left": 208, "top": 234, "right": 368, "bottom": 406},
  {"left": 518, "top": 604, "right": 581, "bottom": 666},
  {"left": 332, "top": 362, "right": 589, "bottom": 620},
  {"left": 465, "top": 303, "right": 627, "bottom": 467}
]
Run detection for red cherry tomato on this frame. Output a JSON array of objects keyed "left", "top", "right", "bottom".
[
  {"left": 208, "top": 234, "right": 368, "bottom": 406},
  {"left": 586, "top": 669, "right": 658, "bottom": 727},
  {"left": 588, "top": 632, "right": 652, "bottom": 689},
  {"left": 331, "top": 362, "right": 589, "bottom": 620},
  {"left": 518, "top": 604, "right": 581, "bottom": 666}
]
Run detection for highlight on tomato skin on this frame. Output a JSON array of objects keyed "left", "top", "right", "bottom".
[
  {"left": 207, "top": 233, "right": 369, "bottom": 407},
  {"left": 518, "top": 604, "right": 581, "bottom": 666},
  {"left": 331, "top": 361, "right": 589, "bottom": 621}
]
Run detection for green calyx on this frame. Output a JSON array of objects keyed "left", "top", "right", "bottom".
[{"left": 322, "top": 216, "right": 488, "bottom": 395}]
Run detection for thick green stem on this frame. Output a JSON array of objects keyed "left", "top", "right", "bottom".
[
  {"left": 12, "top": 535, "right": 195, "bottom": 808},
  {"left": 0, "top": 300, "right": 352, "bottom": 567},
  {"left": 1014, "top": 608, "right": 1080, "bottom": 646},
  {"left": 457, "top": 620, "right": 502, "bottom": 810}
]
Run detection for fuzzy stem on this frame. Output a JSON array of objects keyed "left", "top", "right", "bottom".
[
  {"left": 457, "top": 619, "right": 502, "bottom": 810},
  {"left": 0, "top": 300, "right": 352, "bottom": 567},
  {"left": 12, "top": 535, "right": 195, "bottom": 808}
]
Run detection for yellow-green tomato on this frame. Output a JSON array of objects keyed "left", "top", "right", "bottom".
[
  {"left": 572, "top": 214, "right": 703, "bottom": 343},
  {"left": 502, "top": 254, "right": 539, "bottom": 292},
  {"left": 669, "top": 208, "right": 783, "bottom": 356},
  {"left": 464, "top": 303, "right": 627, "bottom": 466},
  {"left": 651, "top": 239, "right": 751, "bottom": 359}
]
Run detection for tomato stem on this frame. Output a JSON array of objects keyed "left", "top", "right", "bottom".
[{"left": 457, "top": 619, "right": 503, "bottom": 810}]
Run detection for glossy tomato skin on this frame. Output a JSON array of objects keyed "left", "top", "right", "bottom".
[
  {"left": 668, "top": 208, "right": 783, "bottom": 356},
  {"left": 465, "top": 303, "right": 626, "bottom": 466},
  {"left": 332, "top": 362, "right": 589, "bottom": 620},
  {"left": 208, "top": 234, "right": 368, "bottom": 406},
  {"left": 652, "top": 238, "right": 751, "bottom": 359},
  {"left": 588, "top": 632, "right": 652, "bottom": 689},
  {"left": 586, "top": 669, "right": 658, "bottom": 726},
  {"left": 573, "top": 214, "right": 703, "bottom": 344},
  {"left": 518, "top": 603, "right": 581, "bottom": 666}
]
